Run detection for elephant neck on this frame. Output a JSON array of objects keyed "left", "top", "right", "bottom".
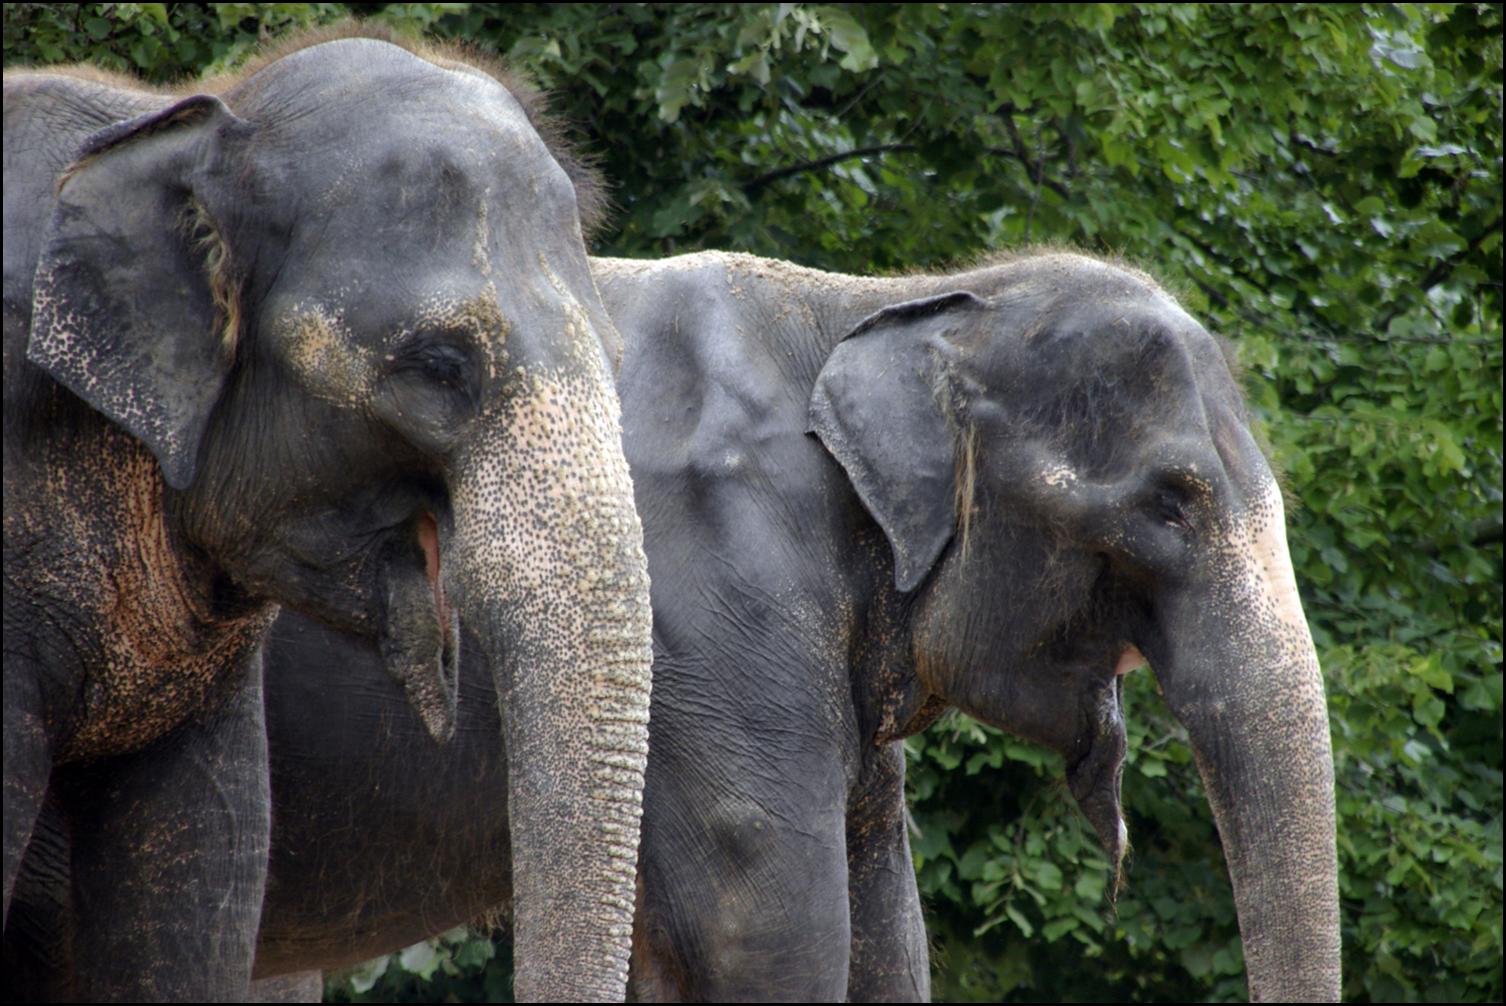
[
  {"left": 9, "top": 404, "right": 273, "bottom": 762},
  {"left": 849, "top": 560, "right": 950, "bottom": 747}
]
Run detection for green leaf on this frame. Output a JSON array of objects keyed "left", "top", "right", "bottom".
[
  {"left": 817, "top": 8, "right": 877, "bottom": 72},
  {"left": 1005, "top": 902, "right": 1035, "bottom": 939},
  {"left": 397, "top": 940, "right": 440, "bottom": 980}
]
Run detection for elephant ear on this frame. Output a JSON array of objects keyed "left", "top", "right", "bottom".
[
  {"left": 28, "top": 94, "right": 254, "bottom": 490},
  {"left": 809, "top": 291, "right": 985, "bottom": 593}
]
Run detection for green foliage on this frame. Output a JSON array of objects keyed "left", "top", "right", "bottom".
[
  {"left": 1, "top": 3, "right": 348, "bottom": 81},
  {"left": 325, "top": 926, "right": 514, "bottom": 1003},
  {"left": 7, "top": 3, "right": 1500, "bottom": 1001}
]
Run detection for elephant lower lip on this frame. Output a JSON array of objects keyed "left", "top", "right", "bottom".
[{"left": 1066, "top": 676, "right": 1128, "bottom": 880}]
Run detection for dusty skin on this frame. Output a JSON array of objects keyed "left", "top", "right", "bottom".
[
  {"left": 4, "top": 25, "right": 651, "bottom": 1002},
  {"left": 7, "top": 248, "right": 1341, "bottom": 1002}
]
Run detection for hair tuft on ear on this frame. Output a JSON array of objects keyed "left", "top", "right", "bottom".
[
  {"left": 809, "top": 291, "right": 986, "bottom": 592},
  {"left": 178, "top": 196, "right": 244, "bottom": 363}
]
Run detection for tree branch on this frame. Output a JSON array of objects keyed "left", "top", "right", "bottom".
[
  {"left": 1420, "top": 518, "right": 1504, "bottom": 556},
  {"left": 994, "top": 105, "right": 1072, "bottom": 200},
  {"left": 1379, "top": 214, "right": 1503, "bottom": 331},
  {"left": 1419, "top": 214, "right": 1502, "bottom": 294},
  {"left": 744, "top": 143, "right": 915, "bottom": 190},
  {"left": 980, "top": 148, "right": 1072, "bottom": 199},
  {"left": 1173, "top": 221, "right": 1499, "bottom": 346}
]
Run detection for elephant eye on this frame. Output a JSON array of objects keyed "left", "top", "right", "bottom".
[
  {"left": 389, "top": 337, "right": 479, "bottom": 402},
  {"left": 403, "top": 343, "right": 466, "bottom": 386},
  {"left": 1154, "top": 488, "right": 1192, "bottom": 530}
]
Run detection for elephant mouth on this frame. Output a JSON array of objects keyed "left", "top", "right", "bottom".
[
  {"left": 375, "top": 510, "right": 462, "bottom": 742},
  {"left": 1115, "top": 643, "right": 1149, "bottom": 676},
  {"left": 1065, "top": 672, "right": 1128, "bottom": 892},
  {"left": 417, "top": 511, "right": 454, "bottom": 633}
]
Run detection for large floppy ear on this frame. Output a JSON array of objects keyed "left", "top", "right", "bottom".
[
  {"left": 809, "top": 291, "right": 986, "bottom": 593},
  {"left": 28, "top": 94, "right": 254, "bottom": 490}
]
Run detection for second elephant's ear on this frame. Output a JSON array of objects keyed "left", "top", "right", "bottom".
[
  {"left": 28, "top": 94, "right": 255, "bottom": 490},
  {"left": 809, "top": 291, "right": 985, "bottom": 593}
]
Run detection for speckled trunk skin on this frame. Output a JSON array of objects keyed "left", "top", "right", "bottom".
[
  {"left": 1155, "top": 479, "right": 1339, "bottom": 1001},
  {"left": 450, "top": 367, "right": 652, "bottom": 1000}
]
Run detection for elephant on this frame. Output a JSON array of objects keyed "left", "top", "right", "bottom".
[
  {"left": 1, "top": 29, "right": 652, "bottom": 1002},
  {"left": 5, "top": 249, "right": 1340, "bottom": 1001}
]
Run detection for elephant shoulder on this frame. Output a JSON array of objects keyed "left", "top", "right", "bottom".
[{"left": 612, "top": 254, "right": 826, "bottom": 489}]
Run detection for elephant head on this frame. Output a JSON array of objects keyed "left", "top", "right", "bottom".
[
  {"left": 810, "top": 254, "right": 1338, "bottom": 1000},
  {"left": 23, "top": 37, "right": 649, "bottom": 1000}
]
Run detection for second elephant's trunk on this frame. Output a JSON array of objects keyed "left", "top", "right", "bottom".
[
  {"left": 1153, "top": 480, "right": 1340, "bottom": 1001},
  {"left": 450, "top": 367, "right": 653, "bottom": 1001}
]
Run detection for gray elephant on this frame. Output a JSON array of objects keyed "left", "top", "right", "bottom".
[
  {"left": 609, "top": 250, "right": 1336, "bottom": 1000},
  {"left": 6, "top": 249, "right": 1339, "bottom": 1001},
  {"left": 1, "top": 30, "right": 651, "bottom": 1002}
]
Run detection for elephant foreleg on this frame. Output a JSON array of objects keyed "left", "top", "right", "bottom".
[
  {"left": 635, "top": 754, "right": 854, "bottom": 1001},
  {"left": 3, "top": 790, "right": 76, "bottom": 1002},
  {"left": 846, "top": 742, "right": 930, "bottom": 1002},
  {"left": 60, "top": 647, "right": 271, "bottom": 1002},
  {"left": 4, "top": 662, "right": 54, "bottom": 925}
]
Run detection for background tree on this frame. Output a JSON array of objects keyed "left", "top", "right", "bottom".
[{"left": 6, "top": 4, "right": 1501, "bottom": 1001}]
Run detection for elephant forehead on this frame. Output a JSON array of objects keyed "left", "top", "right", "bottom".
[
  {"left": 245, "top": 38, "right": 553, "bottom": 165},
  {"left": 290, "top": 137, "right": 577, "bottom": 253},
  {"left": 233, "top": 39, "right": 587, "bottom": 248}
]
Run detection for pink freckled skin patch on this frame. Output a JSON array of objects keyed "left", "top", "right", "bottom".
[
  {"left": 417, "top": 512, "right": 450, "bottom": 629},
  {"left": 1115, "top": 644, "right": 1149, "bottom": 676}
]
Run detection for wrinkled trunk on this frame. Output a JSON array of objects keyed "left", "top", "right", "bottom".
[
  {"left": 450, "top": 367, "right": 653, "bottom": 1002},
  {"left": 1152, "top": 481, "right": 1340, "bottom": 1002}
]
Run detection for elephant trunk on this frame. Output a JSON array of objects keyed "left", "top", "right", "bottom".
[
  {"left": 1152, "top": 481, "right": 1340, "bottom": 1002},
  {"left": 450, "top": 368, "right": 653, "bottom": 1002}
]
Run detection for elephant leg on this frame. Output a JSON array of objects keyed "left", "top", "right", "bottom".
[
  {"left": 4, "top": 663, "right": 54, "bottom": 924},
  {"left": 633, "top": 750, "right": 853, "bottom": 1002},
  {"left": 846, "top": 742, "right": 929, "bottom": 1002},
  {"left": 3, "top": 790, "right": 76, "bottom": 1002},
  {"left": 247, "top": 971, "right": 322, "bottom": 1003},
  {"left": 60, "top": 647, "right": 271, "bottom": 1002}
]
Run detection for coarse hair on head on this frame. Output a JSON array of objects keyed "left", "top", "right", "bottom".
[
  {"left": 203, "top": 19, "right": 611, "bottom": 242},
  {"left": 29, "top": 18, "right": 610, "bottom": 241}
]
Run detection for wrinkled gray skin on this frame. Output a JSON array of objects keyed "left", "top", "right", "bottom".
[
  {"left": 600, "top": 254, "right": 1331, "bottom": 1000},
  {"left": 1, "top": 37, "right": 650, "bottom": 1002},
  {"left": 6, "top": 251, "right": 1338, "bottom": 1001}
]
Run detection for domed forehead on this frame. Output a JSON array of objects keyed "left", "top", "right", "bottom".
[
  {"left": 1013, "top": 259, "right": 1199, "bottom": 345},
  {"left": 308, "top": 95, "right": 556, "bottom": 192},
  {"left": 243, "top": 40, "right": 570, "bottom": 207},
  {"left": 970, "top": 256, "right": 1246, "bottom": 407},
  {"left": 276, "top": 110, "right": 575, "bottom": 266}
]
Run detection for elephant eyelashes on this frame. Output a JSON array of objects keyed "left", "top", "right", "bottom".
[{"left": 1154, "top": 489, "right": 1192, "bottom": 530}]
